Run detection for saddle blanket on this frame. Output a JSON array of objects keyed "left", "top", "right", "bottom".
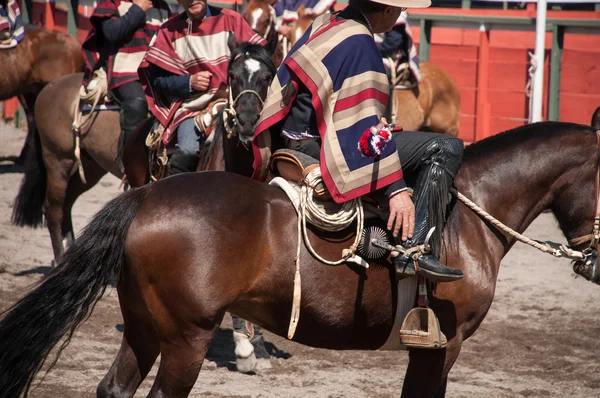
[{"left": 269, "top": 177, "right": 418, "bottom": 350}]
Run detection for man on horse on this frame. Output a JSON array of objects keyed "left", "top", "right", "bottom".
[
  {"left": 376, "top": 10, "right": 420, "bottom": 87},
  {"left": 274, "top": 0, "right": 336, "bottom": 36},
  {"left": 81, "top": 0, "right": 171, "bottom": 170},
  {"left": 253, "top": 0, "right": 464, "bottom": 283},
  {"left": 0, "top": 0, "right": 24, "bottom": 48},
  {"left": 138, "top": 0, "right": 265, "bottom": 175}
]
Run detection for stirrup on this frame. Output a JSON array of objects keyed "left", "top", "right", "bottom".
[{"left": 399, "top": 307, "right": 447, "bottom": 349}]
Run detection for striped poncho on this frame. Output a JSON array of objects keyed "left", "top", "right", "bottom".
[
  {"left": 252, "top": 13, "right": 403, "bottom": 204},
  {"left": 81, "top": 0, "right": 170, "bottom": 90},
  {"left": 0, "top": 0, "right": 24, "bottom": 49},
  {"left": 138, "top": 7, "right": 265, "bottom": 145}
]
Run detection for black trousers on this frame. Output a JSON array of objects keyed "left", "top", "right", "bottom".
[{"left": 111, "top": 80, "right": 146, "bottom": 105}]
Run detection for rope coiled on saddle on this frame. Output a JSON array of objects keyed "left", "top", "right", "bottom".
[
  {"left": 72, "top": 69, "right": 109, "bottom": 184},
  {"left": 288, "top": 168, "right": 365, "bottom": 339}
]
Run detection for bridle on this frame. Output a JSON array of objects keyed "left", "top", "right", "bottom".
[
  {"left": 569, "top": 130, "right": 600, "bottom": 282},
  {"left": 222, "top": 52, "right": 268, "bottom": 140}
]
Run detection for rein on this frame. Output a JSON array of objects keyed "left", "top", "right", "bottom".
[{"left": 453, "top": 130, "right": 600, "bottom": 277}]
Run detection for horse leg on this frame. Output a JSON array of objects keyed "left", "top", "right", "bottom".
[
  {"left": 148, "top": 313, "right": 225, "bottom": 397},
  {"left": 61, "top": 155, "right": 108, "bottom": 248},
  {"left": 16, "top": 92, "right": 37, "bottom": 164},
  {"left": 400, "top": 337, "right": 463, "bottom": 398},
  {"left": 43, "top": 157, "right": 73, "bottom": 261},
  {"left": 97, "top": 277, "right": 160, "bottom": 398},
  {"left": 232, "top": 315, "right": 272, "bottom": 373}
]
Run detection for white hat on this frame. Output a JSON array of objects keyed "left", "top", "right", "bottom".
[{"left": 369, "top": 0, "right": 431, "bottom": 8}]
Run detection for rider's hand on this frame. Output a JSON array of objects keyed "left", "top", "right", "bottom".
[
  {"left": 387, "top": 190, "right": 415, "bottom": 241},
  {"left": 133, "top": 0, "right": 153, "bottom": 12},
  {"left": 191, "top": 71, "right": 213, "bottom": 92}
]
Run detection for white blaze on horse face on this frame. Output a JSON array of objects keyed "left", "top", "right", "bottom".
[
  {"left": 245, "top": 58, "right": 261, "bottom": 81},
  {"left": 251, "top": 8, "right": 263, "bottom": 32}
]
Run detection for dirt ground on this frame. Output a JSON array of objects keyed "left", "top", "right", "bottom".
[{"left": 1, "top": 121, "right": 600, "bottom": 398}]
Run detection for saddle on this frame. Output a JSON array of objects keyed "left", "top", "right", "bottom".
[{"left": 270, "top": 148, "right": 447, "bottom": 350}]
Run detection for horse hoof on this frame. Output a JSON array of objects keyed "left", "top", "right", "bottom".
[
  {"left": 236, "top": 352, "right": 258, "bottom": 373},
  {"left": 255, "top": 357, "right": 272, "bottom": 370}
]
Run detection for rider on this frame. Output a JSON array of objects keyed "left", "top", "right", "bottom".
[
  {"left": 252, "top": 0, "right": 464, "bottom": 283},
  {"left": 274, "top": 0, "right": 336, "bottom": 37},
  {"left": 0, "top": 0, "right": 24, "bottom": 47},
  {"left": 375, "top": 10, "right": 421, "bottom": 87},
  {"left": 81, "top": 0, "right": 171, "bottom": 171},
  {"left": 138, "top": 0, "right": 265, "bottom": 175}
]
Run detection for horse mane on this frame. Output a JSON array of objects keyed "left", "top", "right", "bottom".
[{"left": 462, "top": 121, "right": 594, "bottom": 162}]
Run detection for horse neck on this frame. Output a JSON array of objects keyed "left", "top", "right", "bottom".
[
  {"left": 453, "top": 124, "right": 599, "bottom": 259},
  {"left": 223, "top": 132, "right": 254, "bottom": 178}
]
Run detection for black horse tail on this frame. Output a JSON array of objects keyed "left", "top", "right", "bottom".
[
  {"left": 11, "top": 126, "right": 46, "bottom": 227},
  {"left": 0, "top": 187, "right": 148, "bottom": 398}
]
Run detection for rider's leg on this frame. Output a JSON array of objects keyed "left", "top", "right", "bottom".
[
  {"left": 167, "top": 118, "right": 202, "bottom": 175},
  {"left": 113, "top": 81, "right": 148, "bottom": 172},
  {"left": 392, "top": 131, "right": 464, "bottom": 282}
]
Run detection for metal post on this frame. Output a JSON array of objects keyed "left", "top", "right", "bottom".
[
  {"left": 531, "top": 0, "right": 547, "bottom": 123},
  {"left": 419, "top": 19, "right": 432, "bottom": 62},
  {"left": 548, "top": 24, "right": 564, "bottom": 122},
  {"left": 461, "top": 0, "right": 471, "bottom": 8},
  {"left": 67, "top": 0, "right": 79, "bottom": 37}
]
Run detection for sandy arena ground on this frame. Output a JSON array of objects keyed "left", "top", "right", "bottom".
[{"left": 1, "top": 121, "right": 600, "bottom": 397}]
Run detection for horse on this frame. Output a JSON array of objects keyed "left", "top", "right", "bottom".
[
  {"left": 242, "top": 0, "right": 285, "bottom": 67},
  {"left": 11, "top": 37, "right": 275, "bottom": 263},
  {"left": 0, "top": 26, "right": 84, "bottom": 162},
  {"left": 592, "top": 106, "right": 600, "bottom": 130},
  {"left": 288, "top": 7, "right": 460, "bottom": 137},
  {"left": 1, "top": 121, "right": 599, "bottom": 397}
]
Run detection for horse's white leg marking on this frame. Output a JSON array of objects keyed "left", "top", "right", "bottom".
[{"left": 233, "top": 331, "right": 257, "bottom": 373}]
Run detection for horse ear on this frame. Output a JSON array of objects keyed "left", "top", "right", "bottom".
[
  {"left": 297, "top": 4, "right": 305, "bottom": 18},
  {"left": 228, "top": 31, "right": 239, "bottom": 54}
]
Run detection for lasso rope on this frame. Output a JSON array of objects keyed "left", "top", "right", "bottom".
[
  {"left": 72, "top": 69, "right": 108, "bottom": 184},
  {"left": 453, "top": 189, "right": 587, "bottom": 260},
  {"left": 288, "top": 168, "right": 364, "bottom": 338}
]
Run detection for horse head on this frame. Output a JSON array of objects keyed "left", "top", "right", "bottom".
[
  {"left": 224, "top": 33, "right": 276, "bottom": 143},
  {"left": 242, "top": 0, "right": 279, "bottom": 58},
  {"left": 289, "top": 4, "right": 324, "bottom": 48}
]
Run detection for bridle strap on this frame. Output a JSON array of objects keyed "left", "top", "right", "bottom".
[
  {"left": 568, "top": 130, "right": 600, "bottom": 249},
  {"left": 222, "top": 76, "right": 265, "bottom": 138}
]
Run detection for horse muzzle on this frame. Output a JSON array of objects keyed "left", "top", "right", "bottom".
[{"left": 573, "top": 248, "right": 600, "bottom": 284}]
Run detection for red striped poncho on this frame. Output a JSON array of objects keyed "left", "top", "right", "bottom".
[
  {"left": 81, "top": 0, "right": 171, "bottom": 90},
  {"left": 138, "top": 7, "right": 265, "bottom": 145},
  {"left": 252, "top": 13, "right": 403, "bottom": 204}
]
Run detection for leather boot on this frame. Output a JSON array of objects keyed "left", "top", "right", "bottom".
[
  {"left": 167, "top": 149, "right": 200, "bottom": 175},
  {"left": 393, "top": 137, "right": 464, "bottom": 283},
  {"left": 116, "top": 98, "right": 148, "bottom": 172}
]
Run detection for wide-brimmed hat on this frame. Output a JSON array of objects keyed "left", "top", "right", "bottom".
[{"left": 369, "top": 0, "right": 431, "bottom": 7}]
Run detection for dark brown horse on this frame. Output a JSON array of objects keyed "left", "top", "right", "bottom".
[
  {"left": 1, "top": 121, "right": 599, "bottom": 397},
  {"left": 12, "top": 39, "right": 275, "bottom": 262},
  {"left": 592, "top": 106, "right": 600, "bottom": 130},
  {"left": 0, "top": 26, "right": 83, "bottom": 162}
]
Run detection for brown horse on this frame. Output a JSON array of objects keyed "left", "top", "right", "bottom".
[
  {"left": 288, "top": 8, "right": 460, "bottom": 137},
  {"left": 242, "top": 0, "right": 285, "bottom": 67},
  {"left": 592, "top": 106, "right": 600, "bottom": 130},
  {"left": 11, "top": 39, "right": 275, "bottom": 262},
  {"left": 0, "top": 121, "right": 599, "bottom": 397},
  {"left": 0, "top": 26, "right": 83, "bottom": 162}
]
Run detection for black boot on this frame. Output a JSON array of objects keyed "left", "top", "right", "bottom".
[
  {"left": 167, "top": 149, "right": 200, "bottom": 175},
  {"left": 393, "top": 137, "right": 464, "bottom": 283},
  {"left": 116, "top": 98, "right": 148, "bottom": 172}
]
